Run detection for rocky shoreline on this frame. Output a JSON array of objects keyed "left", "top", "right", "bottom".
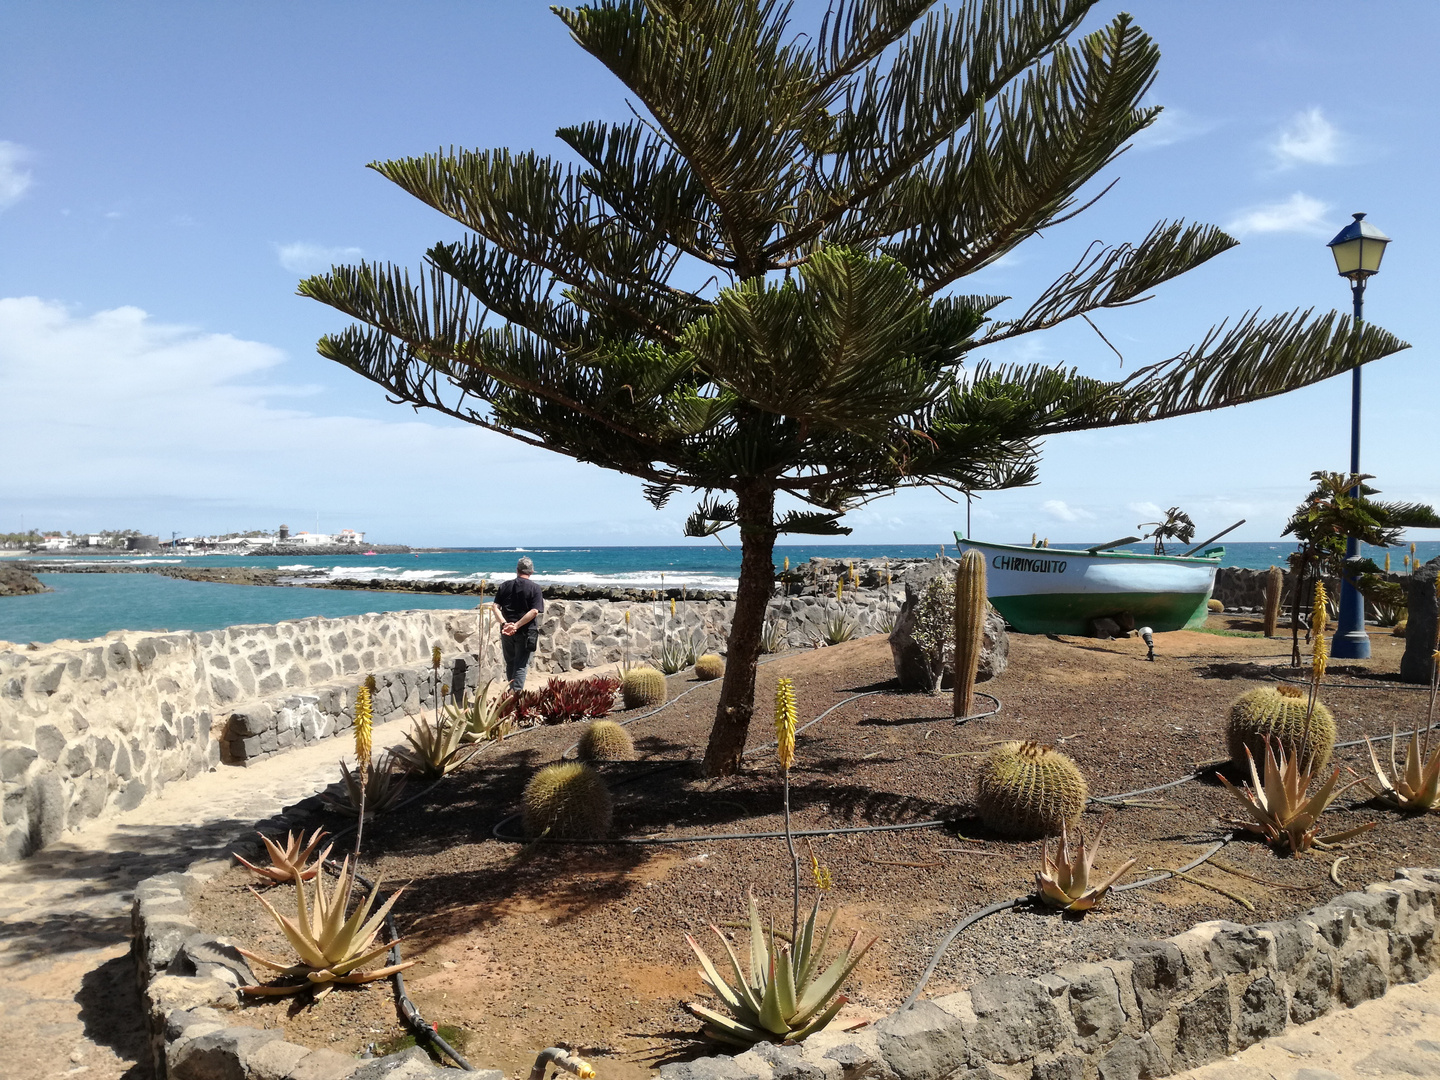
[{"left": 0, "top": 565, "right": 50, "bottom": 597}]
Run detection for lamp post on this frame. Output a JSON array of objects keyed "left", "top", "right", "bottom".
[{"left": 1325, "top": 212, "right": 1391, "bottom": 660}]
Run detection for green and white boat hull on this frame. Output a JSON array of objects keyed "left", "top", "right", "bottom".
[{"left": 954, "top": 534, "right": 1223, "bottom": 636}]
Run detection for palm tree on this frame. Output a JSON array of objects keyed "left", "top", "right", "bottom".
[
  {"left": 299, "top": 2, "right": 1407, "bottom": 775},
  {"left": 1138, "top": 507, "right": 1196, "bottom": 555},
  {"left": 1282, "top": 472, "right": 1439, "bottom": 666}
]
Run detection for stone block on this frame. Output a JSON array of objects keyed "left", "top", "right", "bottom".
[
  {"left": 289, "top": 1046, "right": 364, "bottom": 1079},
  {"left": 176, "top": 933, "right": 258, "bottom": 987},
  {"left": 35, "top": 723, "right": 67, "bottom": 760},
  {"left": 34, "top": 663, "right": 67, "bottom": 694},
  {"left": 1171, "top": 984, "right": 1230, "bottom": 1071},
  {"left": 876, "top": 1000, "right": 969, "bottom": 1080},
  {"left": 28, "top": 770, "right": 66, "bottom": 848},
  {"left": 227, "top": 706, "right": 276, "bottom": 739},
  {"left": 72, "top": 774, "right": 108, "bottom": 819},
  {"left": 0, "top": 745, "right": 38, "bottom": 781},
  {"left": 1058, "top": 963, "right": 1126, "bottom": 1051},
  {"left": 1116, "top": 939, "right": 1189, "bottom": 1029},
  {"left": 117, "top": 777, "right": 148, "bottom": 811},
  {"left": 1337, "top": 948, "right": 1387, "bottom": 1006},
  {"left": 168, "top": 1024, "right": 283, "bottom": 1080},
  {"left": 244, "top": 1039, "right": 312, "bottom": 1080},
  {"left": 350, "top": 1044, "right": 465, "bottom": 1077},
  {"left": 1094, "top": 1035, "right": 1169, "bottom": 1080},
  {"left": 1235, "top": 976, "right": 1286, "bottom": 1049},
  {"left": 968, "top": 975, "right": 1066, "bottom": 1064},
  {"left": 1208, "top": 924, "right": 1268, "bottom": 975},
  {"left": 1339, "top": 890, "right": 1401, "bottom": 931},
  {"left": 145, "top": 974, "right": 240, "bottom": 1021}
]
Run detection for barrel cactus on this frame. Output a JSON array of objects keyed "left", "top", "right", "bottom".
[
  {"left": 621, "top": 665, "right": 667, "bottom": 708},
  {"left": 577, "top": 720, "right": 635, "bottom": 761},
  {"left": 1207, "top": 598, "right": 1224, "bottom": 613},
  {"left": 1226, "top": 685, "right": 1335, "bottom": 773},
  {"left": 1262, "top": 566, "right": 1283, "bottom": 637},
  {"left": 977, "top": 741, "right": 1089, "bottom": 839},
  {"left": 522, "top": 762, "right": 613, "bottom": 839},
  {"left": 694, "top": 653, "right": 725, "bottom": 681}
]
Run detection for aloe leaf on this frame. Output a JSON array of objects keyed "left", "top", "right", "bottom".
[
  {"left": 687, "top": 934, "right": 746, "bottom": 1015},
  {"left": 709, "top": 929, "right": 762, "bottom": 1016},
  {"left": 785, "top": 992, "right": 849, "bottom": 1042},
  {"left": 748, "top": 893, "right": 767, "bottom": 992},
  {"left": 773, "top": 943, "right": 798, "bottom": 1022},
  {"left": 687, "top": 1002, "right": 771, "bottom": 1045},
  {"left": 333, "top": 959, "right": 417, "bottom": 983},
  {"left": 793, "top": 931, "right": 875, "bottom": 1026},
  {"left": 800, "top": 905, "right": 838, "bottom": 990},
  {"left": 756, "top": 958, "right": 791, "bottom": 1035},
  {"left": 1316, "top": 821, "right": 1378, "bottom": 845},
  {"left": 236, "top": 946, "right": 303, "bottom": 973},
  {"left": 793, "top": 898, "right": 820, "bottom": 988},
  {"left": 345, "top": 884, "right": 407, "bottom": 962},
  {"left": 329, "top": 938, "right": 402, "bottom": 976}
]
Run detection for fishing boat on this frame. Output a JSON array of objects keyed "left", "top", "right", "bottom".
[{"left": 954, "top": 533, "right": 1225, "bottom": 635}]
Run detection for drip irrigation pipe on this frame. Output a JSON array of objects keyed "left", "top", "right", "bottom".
[
  {"left": 898, "top": 836, "right": 1232, "bottom": 1011},
  {"left": 323, "top": 859, "right": 475, "bottom": 1071}
]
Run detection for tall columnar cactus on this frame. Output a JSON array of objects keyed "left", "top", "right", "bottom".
[
  {"left": 976, "top": 741, "right": 1089, "bottom": 839},
  {"left": 621, "top": 666, "right": 667, "bottom": 708},
  {"left": 952, "top": 549, "right": 988, "bottom": 718},
  {"left": 522, "top": 762, "right": 613, "bottom": 839},
  {"left": 1225, "top": 685, "right": 1335, "bottom": 773},
  {"left": 1262, "top": 566, "right": 1283, "bottom": 638}
]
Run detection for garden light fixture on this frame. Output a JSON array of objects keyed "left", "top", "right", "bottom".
[{"left": 1326, "top": 212, "right": 1391, "bottom": 660}]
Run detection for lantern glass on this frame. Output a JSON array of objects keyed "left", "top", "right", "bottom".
[{"left": 1327, "top": 214, "right": 1390, "bottom": 279}]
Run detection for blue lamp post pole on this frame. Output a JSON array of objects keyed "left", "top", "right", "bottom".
[{"left": 1326, "top": 212, "right": 1391, "bottom": 660}]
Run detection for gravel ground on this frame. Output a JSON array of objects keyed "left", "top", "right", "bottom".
[{"left": 192, "top": 618, "right": 1438, "bottom": 1079}]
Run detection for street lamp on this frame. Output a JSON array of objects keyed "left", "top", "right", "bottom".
[{"left": 1326, "top": 212, "right": 1391, "bottom": 660}]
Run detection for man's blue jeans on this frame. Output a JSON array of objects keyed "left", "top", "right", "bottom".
[{"left": 502, "top": 627, "right": 538, "bottom": 693}]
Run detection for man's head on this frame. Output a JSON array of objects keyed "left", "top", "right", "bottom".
[{"left": 516, "top": 556, "right": 534, "bottom": 576}]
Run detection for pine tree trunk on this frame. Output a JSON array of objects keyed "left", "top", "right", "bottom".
[{"left": 702, "top": 482, "right": 777, "bottom": 777}]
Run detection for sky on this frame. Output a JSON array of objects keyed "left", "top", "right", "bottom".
[{"left": 1, "top": 1, "right": 1437, "bottom": 548}]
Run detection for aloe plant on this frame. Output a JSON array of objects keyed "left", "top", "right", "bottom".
[
  {"left": 323, "top": 752, "right": 408, "bottom": 819},
  {"left": 1035, "top": 820, "right": 1135, "bottom": 912},
  {"left": 1218, "top": 738, "right": 1376, "bottom": 853},
  {"left": 240, "top": 857, "right": 416, "bottom": 999},
  {"left": 1364, "top": 728, "right": 1440, "bottom": 812},
  {"left": 685, "top": 893, "right": 874, "bottom": 1047},
  {"left": 392, "top": 712, "right": 479, "bottom": 778},
  {"left": 449, "top": 679, "right": 512, "bottom": 743},
  {"left": 234, "top": 827, "right": 333, "bottom": 884}
]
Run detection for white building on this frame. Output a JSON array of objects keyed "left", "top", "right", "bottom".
[
  {"left": 41, "top": 535, "right": 73, "bottom": 550},
  {"left": 335, "top": 529, "right": 366, "bottom": 545}
]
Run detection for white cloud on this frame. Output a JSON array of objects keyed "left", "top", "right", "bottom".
[
  {"left": 1128, "top": 501, "right": 1163, "bottom": 520},
  {"left": 0, "top": 141, "right": 34, "bottom": 210},
  {"left": 1226, "top": 192, "right": 1330, "bottom": 235},
  {"left": 1041, "top": 499, "right": 1094, "bottom": 523},
  {"left": 1271, "top": 108, "right": 1341, "bottom": 168},
  {"left": 1131, "top": 108, "right": 1216, "bottom": 151},
  {"left": 0, "top": 297, "right": 610, "bottom": 542},
  {"left": 276, "top": 242, "right": 363, "bottom": 274}
]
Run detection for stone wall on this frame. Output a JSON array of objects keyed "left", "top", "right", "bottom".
[
  {"left": 0, "top": 609, "right": 488, "bottom": 863},
  {"left": 529, "top": 590, "right": 902, "bottom": 674},
  {"left": 660, "top": 868, "right": 1440, "bottom": 1080}
]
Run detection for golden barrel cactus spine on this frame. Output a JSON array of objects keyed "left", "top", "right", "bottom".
[
  {"left": 976, "top": 741, "right": 1089, "bottom": 839},
  {"left": 522, "top": 762, "right": 613, "bottom": 839},
  {"left": 1262, "top": 566, "right": 1283, "bottom": 638},
  {"left": 577, "top": 720, "right": 635, "bottom": 761},
  {"left": 621, "top": 665, "right": 667, "bottom": 708},
  {"left": 952, "top": 549, "right": 987, "bottom": 718},
  {"left": 1225, "top": 685, "right": 1335, "bottom": 773},
  {"left": 694, "top": 653, "right": 725, "bottom": 680}
]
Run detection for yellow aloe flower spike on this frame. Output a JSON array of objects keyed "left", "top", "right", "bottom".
[
  {"left": 775, "top": 677, "right": 797, "bottom": 770},
  {"left": 810, "top": 851, "right": 833, "bottom": 891},
  {"left": 1311, "top": 581, "right": 1328, "bottom": 683},
  {"left": 432, "top": 645, "right": 442, "bottom": 670},
  {"left": 353, "top": 683, "right": 373, "bottom": 766}
]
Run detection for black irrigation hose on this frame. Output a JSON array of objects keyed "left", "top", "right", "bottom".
[
  {"left": 323, "top": 859, "right": 475, "bottom": 1072},
  {"left": 898, "top": 836, "right": 1233, "bottom": 1011}
]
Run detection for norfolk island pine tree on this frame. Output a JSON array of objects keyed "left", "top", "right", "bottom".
[{"left": 299, "top": 2, "right": 1407, "bottom": 777}]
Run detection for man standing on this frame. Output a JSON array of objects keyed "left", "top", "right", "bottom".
[{"left": 495, "top": 556, "right": 545, "bottom": 692}]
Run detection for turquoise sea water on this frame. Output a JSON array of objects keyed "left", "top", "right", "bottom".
[{"left": 3, "top": 541, "right": 1437, "bottom": 645}]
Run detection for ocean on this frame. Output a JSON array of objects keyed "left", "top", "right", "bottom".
[{"left": 3, "top": 541, "right": 1437, "bottom": 645}]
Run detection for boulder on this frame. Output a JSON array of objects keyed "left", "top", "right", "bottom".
[
  {"left": 888, "top": 560, "right": 1008, "bottom": 692},
  {"left": 1400, "top": 557, "right": 1439, "bottom": 684},
  {"left": 0, "top": 565, "right": 49, "bottom": 597}
]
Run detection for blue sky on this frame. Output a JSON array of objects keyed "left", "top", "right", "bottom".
[{"left": 1, "top": 2, "right": 1436, "bottom": 547}]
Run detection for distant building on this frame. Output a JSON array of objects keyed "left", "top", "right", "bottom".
[
  {"left": 41, "top": 534, "right": 72, "bottom": 550},
  {"left": 288, "top": 531, "right": 332, "bottom": 547},
  {"left": 335, "top": 529, "right": 366, "bottom": 545},
  {"left": 279, "top": 524, "right": 290, "bottom": 541},
  {"left": 125, "top": 535, "right": 161, "bottom": 551},
  {"left": 85, "top": 535, "right": 106, "bottom": 547}
]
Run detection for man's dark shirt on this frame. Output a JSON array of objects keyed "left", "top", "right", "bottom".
[{"left": 495, "top": 576, "right": 545, "bottom": 624}]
